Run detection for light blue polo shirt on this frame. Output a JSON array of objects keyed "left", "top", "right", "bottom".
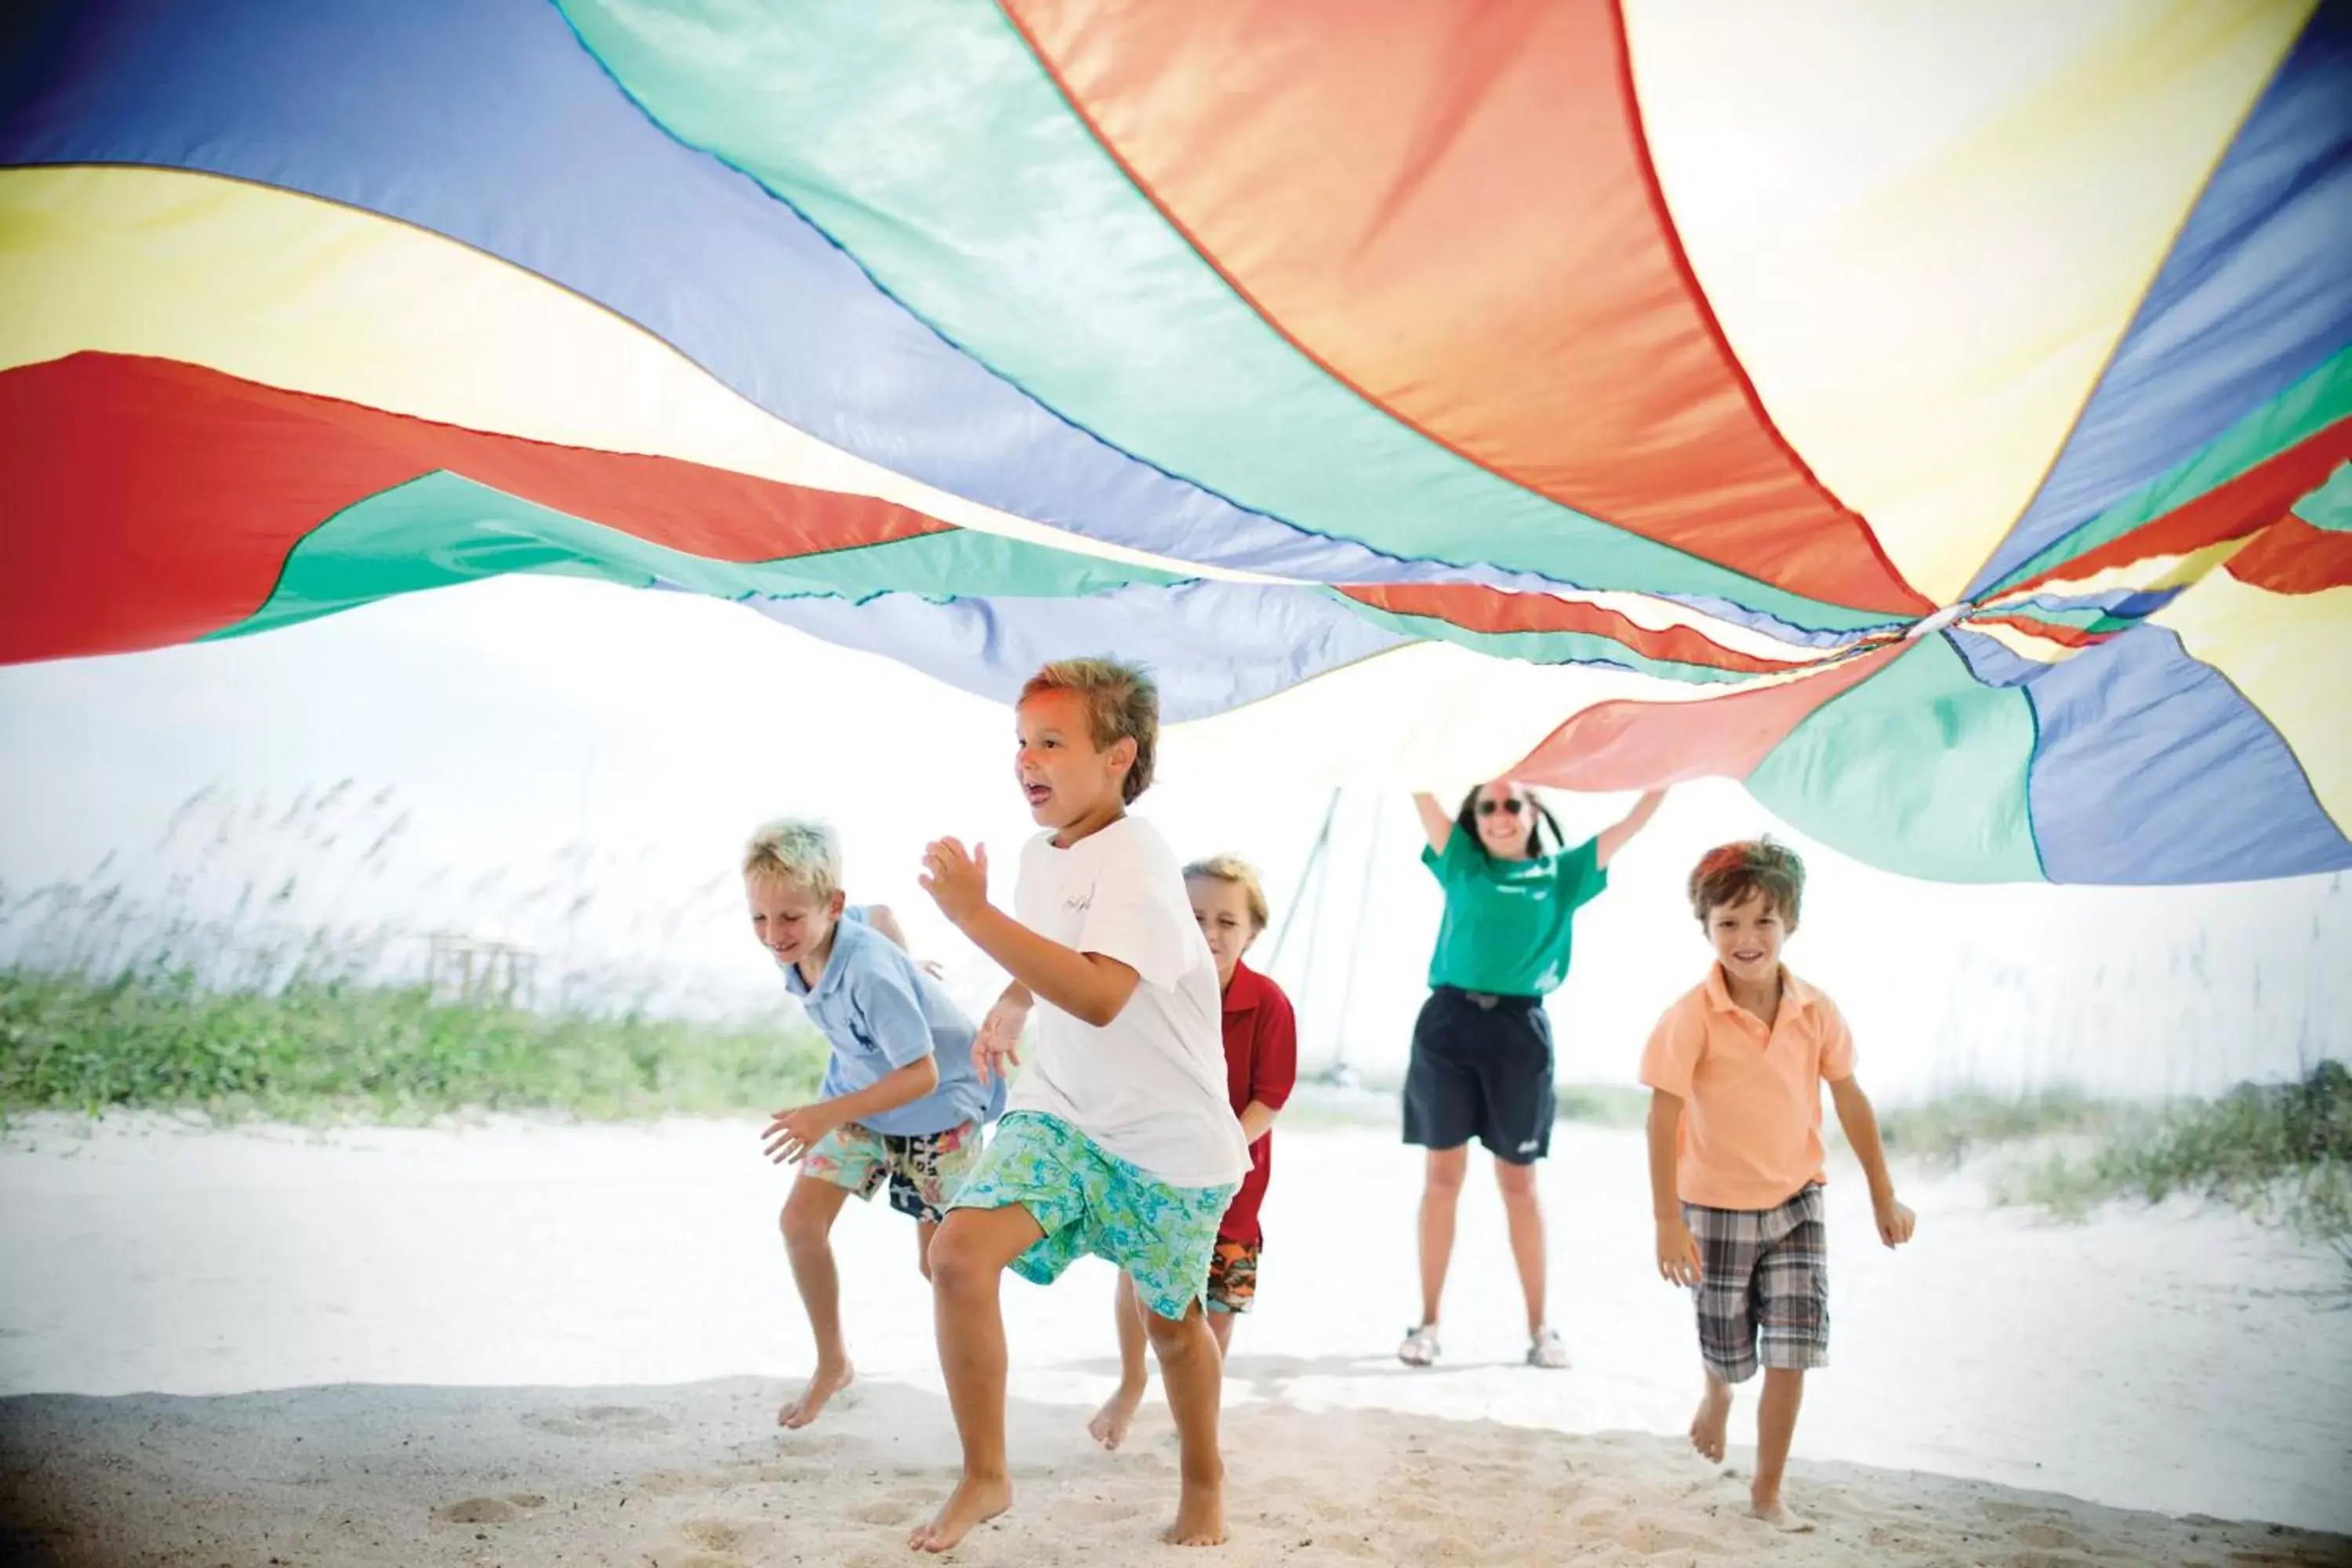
[{"left": 781, "top": 909, "right": 999, "bottom": 1136}]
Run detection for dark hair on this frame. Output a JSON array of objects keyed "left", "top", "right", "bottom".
[
  {"left": 1688, "top": 838, "right": 1806, "bottom": 927},
  {"left": 1454, "top": 782, "right": 1563, "bottom": 861}
]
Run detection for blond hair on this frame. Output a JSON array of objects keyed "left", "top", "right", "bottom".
[
  {"left": 1184, "top": 855, "right": 1270, "bottom": 932},
  {"left": 1018, "top": 657, "right": 1160, "bottom": 804},
  {"left": 741, "top": 818, "right": 842, "bottom": 900}
]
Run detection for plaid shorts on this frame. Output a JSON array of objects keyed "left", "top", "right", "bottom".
[
  {"left": 1205, "top": 1236, "right": 1260, "bottom": 1315},
  {"left": 800, "top": 1120, "right": 980, "bottom": 1225},
  {"left": 1683, "top": 1183, "right": 1829, "bottom": 1383}
]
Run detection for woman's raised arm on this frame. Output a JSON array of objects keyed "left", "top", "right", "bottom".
[{"left": 1412, "top": 791, "right": 1454, "bottom": 857}]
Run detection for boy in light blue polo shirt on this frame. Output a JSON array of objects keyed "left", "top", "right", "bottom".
[{"left": 745, "top": 818, "right": 1002, "bottom": 1430}]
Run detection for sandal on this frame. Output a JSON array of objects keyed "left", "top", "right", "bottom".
[
  {"left": 1526, "top": 1327, "right": 1571, "bottom": 1369},
  {"left": 1397, "top": 1323, "right": 1441, "bottom": 1367}
]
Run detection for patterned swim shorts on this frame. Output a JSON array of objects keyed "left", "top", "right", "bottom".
[
  {"left": 800, "top": 1120, "right": 981, "bottom": 1225},
  {"left": 1205, "top": 1236, "right": 1260, "bottom": 1315},
  {"left": 949, "top": 1111, "right": 1237, "bottom": 1320},
  {"left": 1682, "top": 1182, "right": 1829, "bottom": 1383}
]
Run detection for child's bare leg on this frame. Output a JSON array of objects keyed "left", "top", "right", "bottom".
[
  {"left": 1087, "top": 1272, "right": 1151, "bottom": 1450},
  {"left": 914, "top": 1218, "right": 938, "bottom": 1280},
  {"left": 1749, "top": 1369, "right": 1811, "bottom": 1530},
  {"left": 1207, "top": 1309, "right": 1235, "bottom": 1357},
  {"left": 1416, "top": 1146, "right": 1469, "bottom": 1327},
  {"left": 1689, "top": 1368, "right": 1733, "bottom": 1463},
  {"left": 1494, "top": 1158, "right": 1548, "bottom": 1336},
  {"left": 778, "top": 1177, "right": 857, "bottom": 1428},
  {"left": 909, "top": 1204, "right": 1044, "bottom": 1554},
  {"left": 1141, "top": 1300, "right": 1226, "bottom": 1547}
]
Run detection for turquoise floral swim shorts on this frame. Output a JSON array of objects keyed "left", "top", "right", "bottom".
[{"left": 949, "top": 1111, "right": 1237, "bottom": 1319}]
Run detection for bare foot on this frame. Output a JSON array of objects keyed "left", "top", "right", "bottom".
[
  {"left": 908, "top": 1474, "right": 1011, "bottom": 1553},
  {"left": 1688, "top": 1378, "right": 1732, "bottom": 1464},
  {"left": 1161, "top": 1475, "right": 1225, "bottom": 1547},
  {"left": 1749, "top": 1492, "right": 1813, "bottom": 1533},
  {"left": 776, "top": 1359, "right": 854, "bottom": 1429},
  {"left": 1087, "top": 1382, "right": 1146, "bottom": 1450}
]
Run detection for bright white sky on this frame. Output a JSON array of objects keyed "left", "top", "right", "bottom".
[{"left": 1, "top": 576, "right": 2342, "bottom": 1104}]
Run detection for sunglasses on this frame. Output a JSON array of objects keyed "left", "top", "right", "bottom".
[{"left": 1476, "top": 797, "right": 1526, "bottom": 817}]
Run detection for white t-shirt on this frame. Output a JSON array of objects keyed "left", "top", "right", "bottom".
[{"left": 1009, "top": 815, "right": 1250, "bottom": 1189}]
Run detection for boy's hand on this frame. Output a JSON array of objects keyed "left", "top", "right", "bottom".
[
  {"left": 919, "top": 838, "right": 989, "bottom": 927},
  {"left": 1874, "top": 1195, "right": 1917, "bottom": 1249},
  {"left": 762, "top": 1103, "right": 840, "bottom": 1165},
  {"left": 972, "top": 993, "right": 1029, "bottom": 1083},
  {"left": 1656, "top": 1218, "right": 1702, "bottom": 1287}
]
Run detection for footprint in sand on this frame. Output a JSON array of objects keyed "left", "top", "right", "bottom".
[
  {"left": 1614, "top": 1519, "right": 1722, "bottom": 1556},
  {"left": 526, "top": 1404, "right": 673, "bottom": 1439},
  {"left": 433, "top": 1497, "right": 521, "bottom": 1525},
  {"left": 848, "top": 1494, "right": 927, "bottom": 1527},
  {"left": 1305, "top": 1532, "right": 1383, "bottom": 1560},
  {"left": 2011, "top": 1522, "right": 2085, "bottom": 1552},
  {"left": 678, "top": 1519, "right": 761, "bottom": 1553},
  {"left": 506, "top": 1493, "right": 547, "bottom": 1508}
]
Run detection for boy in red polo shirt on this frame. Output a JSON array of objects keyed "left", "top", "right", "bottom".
[
  {"left": 1088, "top": 854, "right": 1298, "bottom": 1451},
  {"left": 1640, "top": 839, "right": 1915, "bottom": 1533}
]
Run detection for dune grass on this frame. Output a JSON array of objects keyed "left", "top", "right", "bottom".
[
  {"left": 0, "top": 964, "right": 826, "bottom": 1124},
  {"left": 1994, "top": 1061, "right": 2352, "bottom": 1268},
  {"left": 0, "top": 785, "right": 823, "bottom": 1126}
]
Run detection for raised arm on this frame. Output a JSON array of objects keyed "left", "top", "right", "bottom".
[
  {"left": 1594, "top": 789, "right": 1667, "bottom": 869},
  {"left": 919, "top": 838, "right": 1138, "bottom": 1029},
  {"left": 1412, "top": 791, "right": 1454, "bottom": 857}
]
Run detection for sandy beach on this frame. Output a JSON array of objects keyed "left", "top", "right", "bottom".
[{"left": 2, "top": 1113, "right": 2347, "bottom": 1566}]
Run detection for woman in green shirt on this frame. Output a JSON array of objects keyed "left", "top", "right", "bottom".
[{"left": 1398, "top": 779, "right": 1664, "bottom": 1371}]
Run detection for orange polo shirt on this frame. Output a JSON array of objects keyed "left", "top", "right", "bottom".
[{"left": 1639, "top": 964, "right": 1856, "bottom": 1211}]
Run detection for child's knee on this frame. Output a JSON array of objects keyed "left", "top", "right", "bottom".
[
  {"left": 780, "top": 1196, "right": 832, "bottom": 1251},
  {"left": 1425, "top": 1152, "right": 1468, "bottom": 1194},
  {"left": 1141, "top": 1300, "right": 1204, "bottom": 1353},
  {"left": 1494, "top": 1161, "right": 1539, "bottom": 1200},
  {"left": 925, "top": 1223, "right": 1000, "bottom": 1296}
]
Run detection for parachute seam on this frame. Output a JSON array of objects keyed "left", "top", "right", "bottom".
[
  {"left": 2155, "top": 626, "right": 2352, "bottom": 863},
  {"left": 993, "top": 0, "right": 1929, "bottom": 619},
  {"left": 1606, "top": 0, "right": 1931, "bottom": 616},
  {"left": 197, "top": 469, "right": 444, "bottom": 645},
  {"left": 532, "top": 6, "right": 1418, "bottom": 585},
  {"left": 546, "top": 4, "right": 1888, "bottom": 634},
  {"left": 1958, "top": 627, "right": 2053, "bottom": 884},
  {"left": 1955, "top": 14, "right": 2315, "bottom": 601}
]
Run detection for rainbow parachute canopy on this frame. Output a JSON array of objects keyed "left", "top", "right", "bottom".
[{"left": 1, "top": 1, "right": 2347, "bottom": 885}]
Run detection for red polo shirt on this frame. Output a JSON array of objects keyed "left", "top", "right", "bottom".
[{"left": 1218, "top": 960, "right": 1298, "bottom": 1245}]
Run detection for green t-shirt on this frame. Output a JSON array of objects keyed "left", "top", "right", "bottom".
[{"left": 1421, "top": 830, "right": 1607, "bottom": 997}]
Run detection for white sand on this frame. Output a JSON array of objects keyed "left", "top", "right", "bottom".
[{"left": 2, "top": 1114, "right": 2347, "bottom": 1566}]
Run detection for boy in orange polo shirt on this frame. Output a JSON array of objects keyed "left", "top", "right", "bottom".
[{"left": 1640, "top": 839, "right": 1915, "bottom": 1533}]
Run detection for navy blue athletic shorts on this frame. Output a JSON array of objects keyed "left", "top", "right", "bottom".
[{"left": 1402, "top": 986, "right": 1555, "bottom": 1165}]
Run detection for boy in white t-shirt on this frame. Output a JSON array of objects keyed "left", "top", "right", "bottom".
[{"left": 910, "top": 658, "right": 1250, "bottom": 1555}]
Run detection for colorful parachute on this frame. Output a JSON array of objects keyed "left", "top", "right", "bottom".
[{"left": 1, "top": 2, "right": 2346, "bottom": 885}]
